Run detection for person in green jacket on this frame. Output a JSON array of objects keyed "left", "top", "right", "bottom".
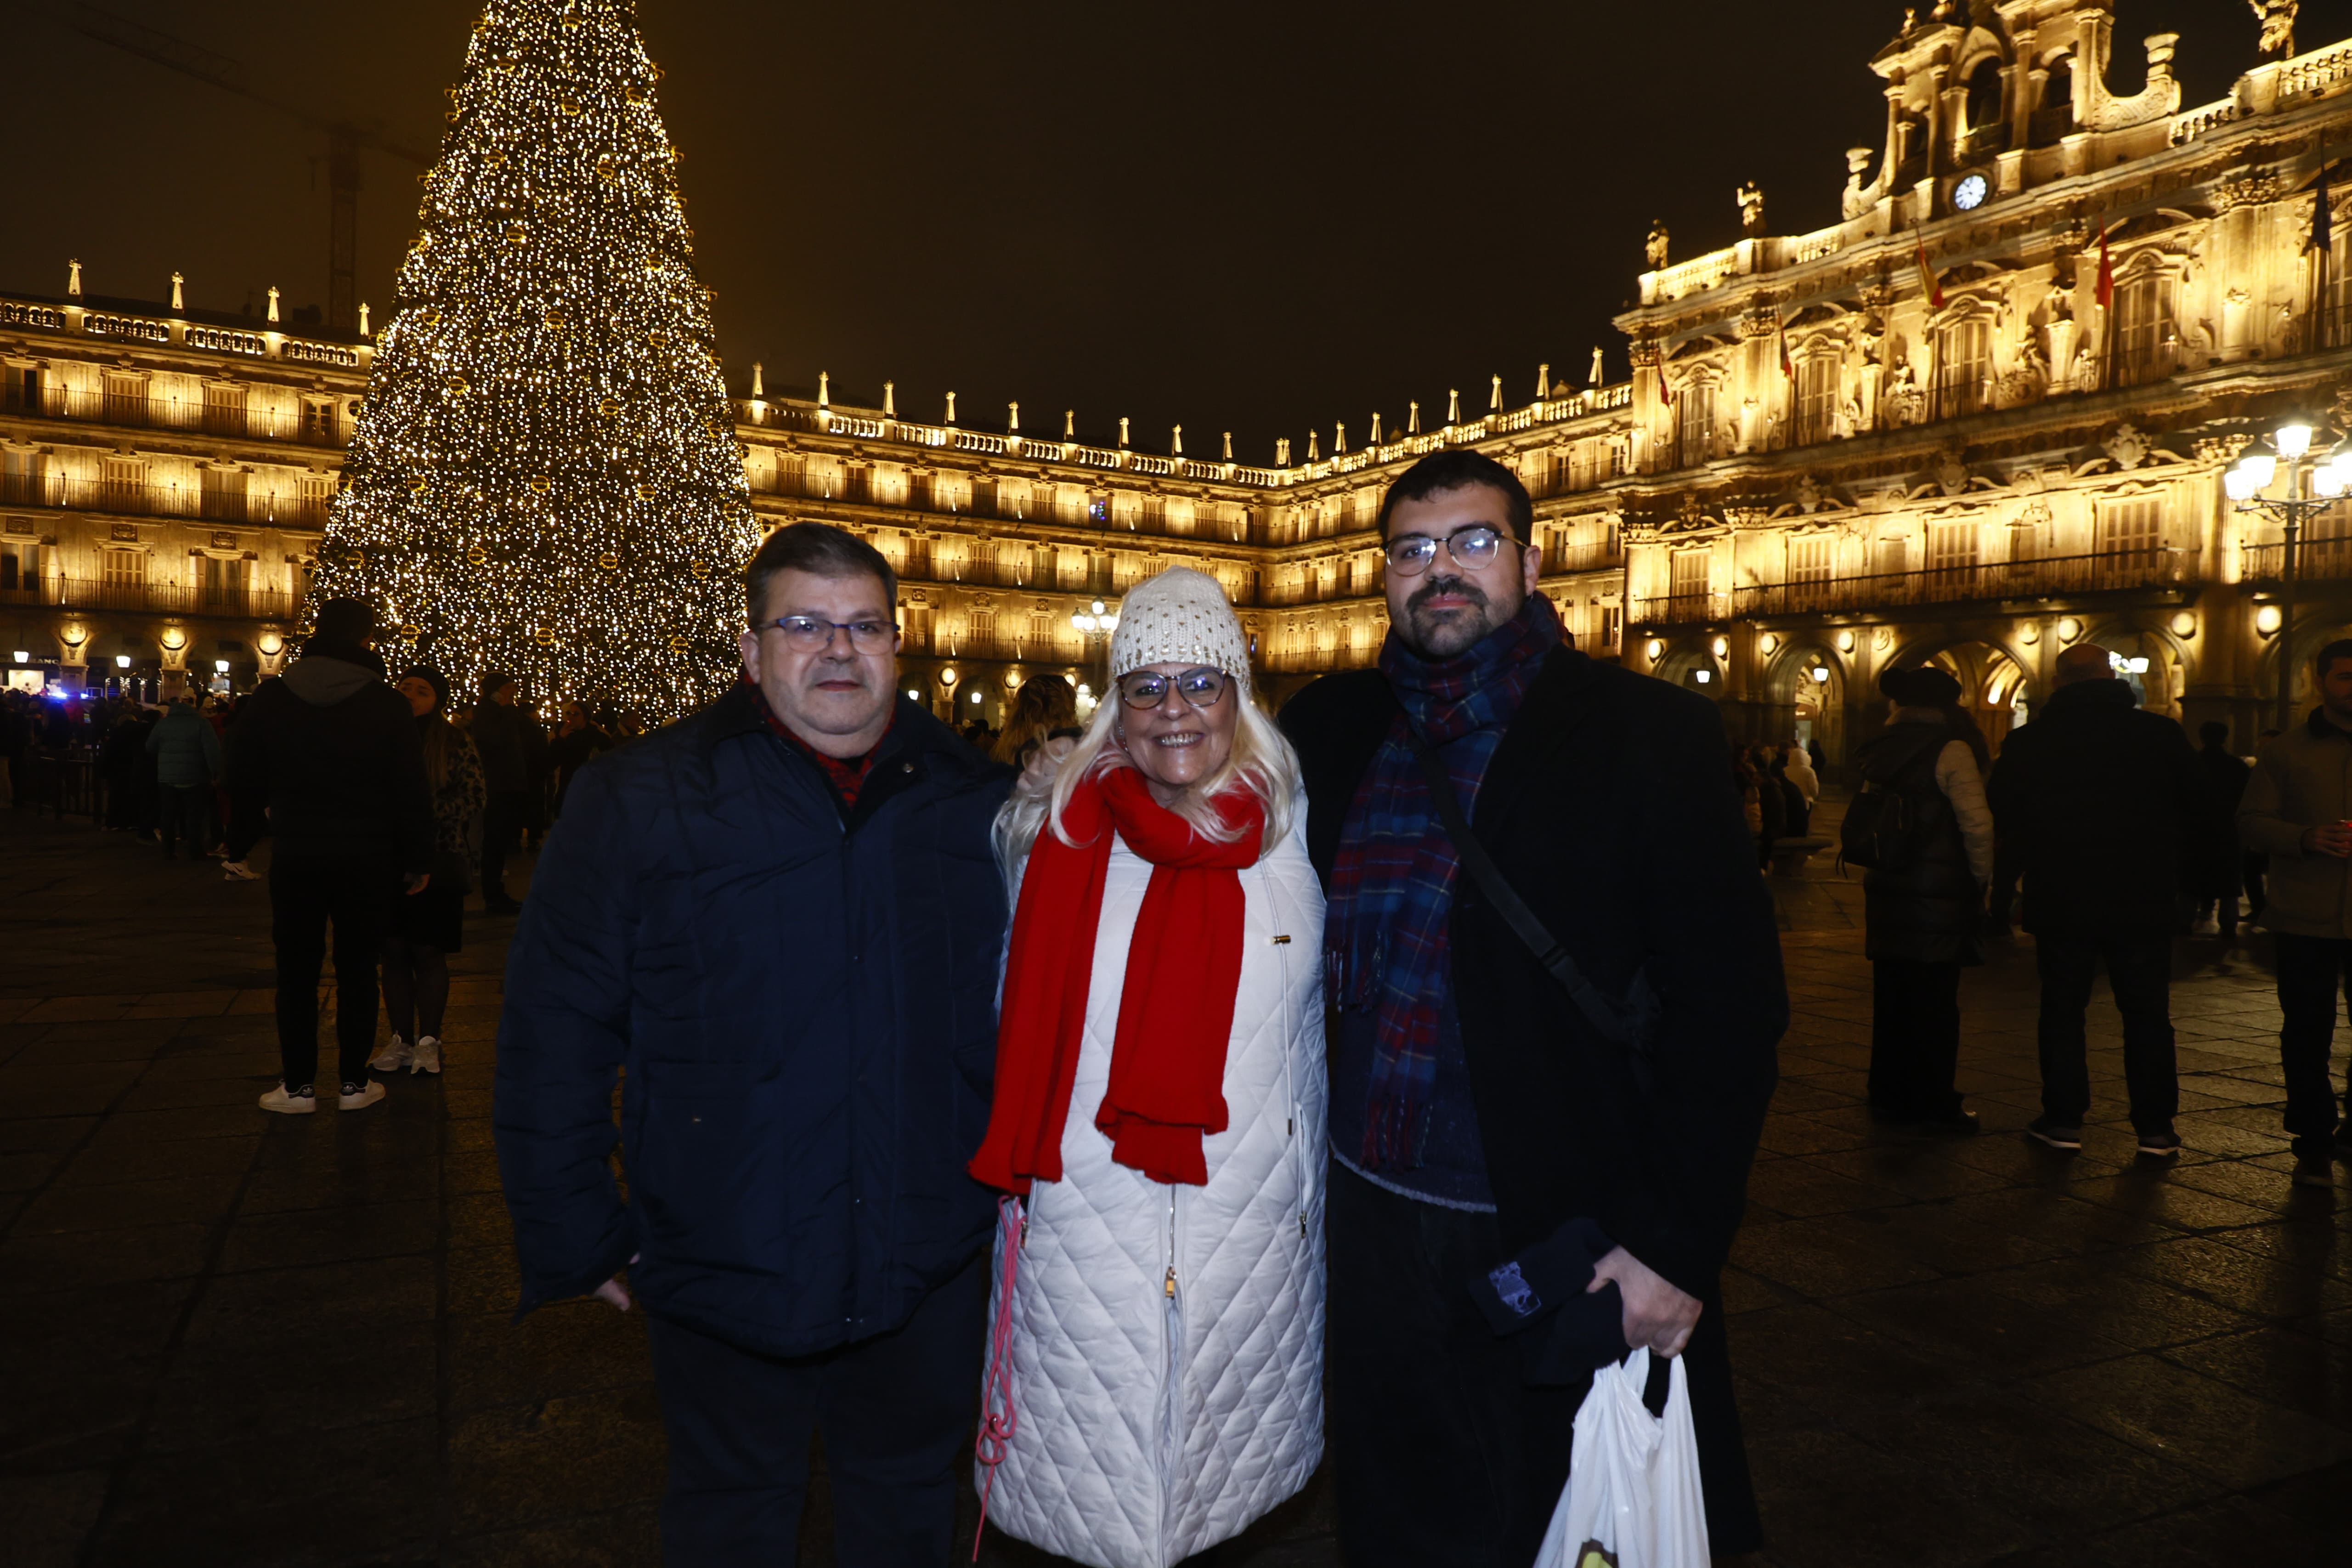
[{"left": 145, "top": 697, "right": 222, "bottom": 860}]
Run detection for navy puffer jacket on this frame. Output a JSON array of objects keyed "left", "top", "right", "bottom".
[{"left": 495, "top": 684, "right": 1013, "bottom": 1356}]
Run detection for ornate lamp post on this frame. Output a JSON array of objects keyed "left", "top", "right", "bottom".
[
  {"left": 2228, "top": 420, "right": 2343, "bottom": 730},
  {"left": 1070, "top": 597, "right": 1118, "bottom": 689}
]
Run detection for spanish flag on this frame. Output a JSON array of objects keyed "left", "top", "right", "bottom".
[
  {"left": 2095, "top": 222, "right": 2115, "bottom": 310},
  {"left": 1778, "top": 312, "right": 1795, "bottom": 379},
  {"left": 1912, "top": 226, "right": 1944, "bottom": 311}
]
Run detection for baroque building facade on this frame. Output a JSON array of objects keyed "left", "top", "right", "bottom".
[{"left": 7, "top": 0, "right": 2351, "bottom": 762}]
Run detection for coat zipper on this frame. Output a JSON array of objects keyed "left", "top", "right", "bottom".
[{"left": 1159, "top": 1180, "right": 1181, "bottom": 1564}]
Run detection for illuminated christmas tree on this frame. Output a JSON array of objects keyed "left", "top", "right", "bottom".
[{"left": 311, "top": 0, "right": 757, "bottom": 720}]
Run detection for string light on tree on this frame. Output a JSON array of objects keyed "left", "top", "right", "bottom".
[{"left": 310, "top": 0, "right": 757, "bottom": 721}]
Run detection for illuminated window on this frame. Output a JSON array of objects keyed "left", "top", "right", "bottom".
[
  {"left": 1796, "top": 356, "right": 1839, "bottom": 445},
  {"left": 1598, "top": 604, "right": 1622, "bottom": 651},
  {"left": 1788, "top": 534, "right": 1835, "bottom": 609},
  {"left": 1926, "top": 521, "right": 1981, "bottom": 590},
  {"left": 1938, "top": 319, "right": 1992, "bottom": 416},
  {"left": 1669, "top": 548, "right": 1712, "bottom": 617},
  {"left": 2096, "top": 498, "right": 2165, "bottom": 566},
  {"left": 2112, "top": 275, "right": 2174, "bottom": 387},
  {"left": 1676, "top": 382, "right": 1717, "bottom": 464}
]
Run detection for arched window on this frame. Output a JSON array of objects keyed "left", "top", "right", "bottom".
[
  {"left": 2031, "top": 56, "right": 2074, "bottom": 142},
  {"left": 1962, "top": 63, "right": 2005, "bottom": 153}
]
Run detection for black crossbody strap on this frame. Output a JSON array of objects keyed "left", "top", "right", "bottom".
[{"left": 1397, "top": 719, "right": 1654, "bottom": 1070}]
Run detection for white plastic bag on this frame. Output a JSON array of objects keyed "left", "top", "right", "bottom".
[{"left": 1534, "top": 1348, "right": 1711, "bottom": 1568}]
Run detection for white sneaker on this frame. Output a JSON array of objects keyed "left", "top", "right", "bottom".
[
  {"left": 221, "top": 860, "right": 259, "bottom": 882},
  {"left": 369, "top": 1036, "right": 411, "bottom": 1073},
  {"left": 260, "top": 1083, "right": 317, "bottom": 1115},
  {"left": 409, "top": 1036, "right": 441, "bottom": 1075},
  {"left": 337, "top": 1080, "right": 386, "bottom": 1111}
]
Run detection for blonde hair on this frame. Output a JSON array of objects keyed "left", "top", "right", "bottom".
[{"left": 993, "top": 678, "right": 1300, "bottom": 874}]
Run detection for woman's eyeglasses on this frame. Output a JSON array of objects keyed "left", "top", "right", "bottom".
[{"left": 1116, "top": 667, "right": 1230, "bottom": 710}]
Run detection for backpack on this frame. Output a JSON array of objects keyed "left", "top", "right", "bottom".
[{"left": 1839, "top": 732, "right": 1946, "bottom": 872}]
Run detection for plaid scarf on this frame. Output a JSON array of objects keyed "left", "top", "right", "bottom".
[{"left": 1328, "top": 593, "right": 1561, "bottom": 1170}]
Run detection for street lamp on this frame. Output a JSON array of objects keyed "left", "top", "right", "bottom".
[
  {"left": 2229, "top": 419, "right": 2347, "bottom": 728},
  {"left": 1070, "top": 598, "right": 1118, "bottom": 683}
]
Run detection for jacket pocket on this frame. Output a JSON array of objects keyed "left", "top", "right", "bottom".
[{"left": 631, "top": 1060, "right": 785, "bottom": 1272}]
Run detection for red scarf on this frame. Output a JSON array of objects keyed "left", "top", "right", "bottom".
[{"left": 970, "top": 766, "right": 1264, "bottom": 1192}]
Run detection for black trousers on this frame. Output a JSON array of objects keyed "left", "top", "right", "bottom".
[
  {"left": 270, "top": 853, "right": 396, "bottom": 1090},
  {"left": 481, "top": 790, "right": 530, "bottom": 906},
  {"left": 2271, "top": 934, "right": 2352, "bottom": 1158},
  {"left": 1868, "top": 957, "right": 1964, "bottom": 1120},
  {"left": 645, "top": 1254, "right": 988, "bottom": 1568},
  {"left": 1326, "top": 1163, "right": 1761, "bottom": 1567},
  {"left": 158, "top": 784, "right": 210, "bottom": 858},
  {"left": 2033, "top": 933, "right": 2178, "bottom": 1134}
]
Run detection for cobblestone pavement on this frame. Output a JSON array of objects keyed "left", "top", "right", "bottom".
[{"left": 3, "top": 805, "right": 2347, "bottom": 1567}]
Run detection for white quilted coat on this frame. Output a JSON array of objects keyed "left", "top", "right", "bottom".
[{"left": 981, "top": 816, "right": 1327, "bottom": 1568}]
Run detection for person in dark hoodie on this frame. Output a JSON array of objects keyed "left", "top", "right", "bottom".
[
  {"left": 1986, "top": 642, "right": 2202, "bottom": 1157},
  {"left": 145, "top": 696, "right": 222, "bottom": 860},
  {"left": 225, "top": 598, "right": 433, "bottom": 1115}
]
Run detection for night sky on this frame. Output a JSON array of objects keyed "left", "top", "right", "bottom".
[{"left": 13, "top": 0, "right": 2346, "bottom": 460}]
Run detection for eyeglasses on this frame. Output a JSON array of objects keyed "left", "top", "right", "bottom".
[
  {"left": 1383, "top": 524, "right": 1517, "bottom": 577},
  {"left": 1117, "top": 667, "right": 1230, "bottom": 710},
  {"left": 758, "top": 616, "right": 898, "bottom": 653}
]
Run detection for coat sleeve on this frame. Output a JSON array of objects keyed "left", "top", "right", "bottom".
[
  {"left": 2238, "top": 739, "right": 2308, "bottom": 860},
  {"left": 1619, "top": 698, "right": 1785, "bottom": 1299},
  {"left": 223, "top": 695, "right": 272, "bottom": 861},
  {"left": 387, "top": 701, "right": 435, "bottom": 879},
  {"left": 1934, "top": 740, "right": 1995, "bottom": 883},
  {"left": 200, "top": 720, "right": 223, "bottom": 781},
  {"left": 493, "top": 758, "right": 640, "bottom": 1315}
]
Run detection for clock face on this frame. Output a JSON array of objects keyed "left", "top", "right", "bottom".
[{"left": 1953, "top": 173, "right": 1989, "bottom": 212}]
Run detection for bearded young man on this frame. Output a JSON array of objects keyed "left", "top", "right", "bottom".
[
  {"left": 495, "top": 522, "right": 1012, "bottom": 1567},
  {"left": 1279, "top": 451, "right": 1786, "bottom": 1565}
]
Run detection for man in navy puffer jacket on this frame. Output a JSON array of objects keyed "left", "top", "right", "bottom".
[{"left": 496, "top": 523, "right": 1012, "bottom": 1568}]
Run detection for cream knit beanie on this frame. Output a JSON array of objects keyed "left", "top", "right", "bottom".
[{"left": 1107, "top": 567, "right": 1251, "bottom": 684}]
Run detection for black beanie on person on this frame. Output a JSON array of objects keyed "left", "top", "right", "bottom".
[
  {"left": 400, "top": 665, "right": 451, "bottom": 715},
  {"left": 480, "top": 670, "right": 518, "bottom": 703},
  {"left": 1880, "top": 665, "right": 1962, "bottom": 708}
]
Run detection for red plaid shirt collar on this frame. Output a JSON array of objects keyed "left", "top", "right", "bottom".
[{"left": 747, "top": 681, "right": 892, "bottom": 812}]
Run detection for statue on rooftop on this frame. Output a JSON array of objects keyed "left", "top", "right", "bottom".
[
  {"left": 1736, "top": 181, "right": 1765, "bottom": 236},
  {"left": 1645, "top": 220, "right": 1670, "bottom": 270},
  {"left": 2251, "top": 1, "right": 2298, "bottom": 58}
]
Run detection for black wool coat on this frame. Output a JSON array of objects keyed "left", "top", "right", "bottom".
[
  {"left": 1985, "top": 678, "right": 2204, "bottom": 939},
  {"left": 1279, "top": 646, "right": 1785, "bottom": 1298}
]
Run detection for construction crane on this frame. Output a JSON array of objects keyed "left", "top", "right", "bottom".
[{"left": 56, "top": 1, "right": 435, "bottom": 335}]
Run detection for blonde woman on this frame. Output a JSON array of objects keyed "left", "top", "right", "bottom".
[{"left": 969, "top": 567, "right": 1327, "bottom": 1568}]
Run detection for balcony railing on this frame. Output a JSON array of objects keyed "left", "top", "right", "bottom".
[
  {"left": 1631, "top": 591, "right": 1728, "bottom": 628},
  {"left": 0, "top": 474, "right": 329, "bottom": 527},
  {"left": 1725, "top": 549, "right": 2190, "bottom": 620},
  {"left": 752, "top": 470, "right": 1269, "bottom": 546},
  {"left": 0, "top": 385, "right": 348, "bottom": 447},
  {"left": 1259, "top": 641, "right": 1380, "bottom": 675},
  {"left": 0, "top": 576, "right": 297, "bottom": 617},
  {"left": 1544, "top": 542, "right": 1625, "bottom": 576},
  {"left": 2242, "top": 535, "right": 2352, "bottom": 582}
]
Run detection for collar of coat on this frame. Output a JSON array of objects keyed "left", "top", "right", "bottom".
[
  {"left": 2304, "top": 705, "right": 2352, "bottom": 742},
  {"left": 703, "top": 679, "right": 999, "bottom": 787},
  {"left": 2045, "top": 676, "right": 2137, "bottom": 717}
]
